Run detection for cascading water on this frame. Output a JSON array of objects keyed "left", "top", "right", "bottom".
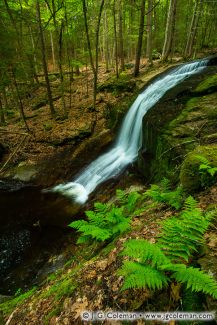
[{"left": 51, "top": 59, "right": 208, "bottom": 204}]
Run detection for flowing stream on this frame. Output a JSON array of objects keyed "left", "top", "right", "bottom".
[{"left": 51, "top": 59, "right": 208, "bottom": 204}]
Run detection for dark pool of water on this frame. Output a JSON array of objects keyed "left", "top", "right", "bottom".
[{"left": 0, "top": 180, "right": 78, "bottom": 295}]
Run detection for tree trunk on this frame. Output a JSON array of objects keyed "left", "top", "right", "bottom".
[
  {"left": 161, "top": 0, "right": 177, "bottom": 61},
  {"left": 104, "top": 9, "right": 110, "bottom": 72},
  {"left": 36, "top": 0, "right": 55, "bottom": 117},
  {"left": 29, "top": 25, "right": 39, "bottom": 76},
  {"left": 82, "top": 0, "right": 105, "bottom": 109},
  {"left": 113, "top": 1, "right": 119, "bottom": 79},
  {"left": 11, "top": 68, "right": 30, "bottom": 132},
  {"left": 0, "top": 97, "right": 5, "bottom": 125},
  {"left": 134, "top": 0, "right": 146, "bottom": 77},
  {"left": 146, "top": 0, "right": 153, "bottom": 65},
  {"left": 184, "top": 0, "right": 202, "bottom": 58},
  {"left": 58, "top": 22, "right": 67, "bottom": 117},
  {"left": 118, "top": 0, "right": 125, "bottom": 71},
  {"left": 2, "top": 88, "right": 9, "bottom": 114},
  {"left": 50, "top": 31, "right": 56, "bottom": 70}
]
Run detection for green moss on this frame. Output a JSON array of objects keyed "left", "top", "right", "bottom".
[
  {"left": 195, "top": 74, "right": 217, "bottom": 93},
  {"left": 0, "top": 287, "right": 37, "bottom": 316},
  {"left": 43, "top": 122, "right": 53, "bottom": 131},
  {"left": 42, "top": 277, "right": 77, "bottom": 301},
  {"left": 98, "top": 74, "right": 136, "bottom": 94},
  {"left": 180, "top": 145, "right": 217, "bottom": 192},
  {"left": 44, "top": 306, "right": 62, "bottom": 325}
]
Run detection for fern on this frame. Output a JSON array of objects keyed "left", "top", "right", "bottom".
[
  {"left": 145, "top": 179, "right": 183, "bottom": 210},
  {"left": 158, "top": 197, "right": 211, "bottom": 263},
  {"left": 118, "top": 196, "right": 217, "bottom": 300},
  {"left": 118, "top": 261, "right": 169, "bottom": 290},
  {"left": 69, "top": 190, "right": 140, "bottom": 244},
  {"left": 120, "top": 239, "right": 170, "bottom": 267},
  {"left": 195, "top": 154, "right": 217, "bottom": 187},
  {"left": 163, "top": 264, "right": 217, "bottom": 300},
  {"left": 116, "top": 189, "right": 141, "bottom": 214}
]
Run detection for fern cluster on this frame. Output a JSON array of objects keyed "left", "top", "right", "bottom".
[
  {"left": 118, "top": 197, "right": 217, "bottom": 299},
  {"left": 195, "top": 154, "right": 217, "bottom": 187},
  {"left": 69, "top": 190, "right": 141, "bottom": 244},
  {"left": 158, "top": 196, "right": 212, "bottom": 262},
  {"left": 145, "top": 178, "right": 183, "bottom": 210}
]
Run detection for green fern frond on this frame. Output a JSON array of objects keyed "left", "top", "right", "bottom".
[
  {"left": 145, "top": 182, "right": 183, "bottom": 210},
  {"left": 195, "top": 155, "right": 210, "bottom": 166},
  {"left": 182, "top": 196, "right": 198, "bottom": 211},
  {"left": 160, "top": 178, "right": 171, "bottom": 191},
  {"left": 126, "top": 192, "right": 141, "bottom": 212},
  {"left": 77, "top": 224, "right": 111, "bottom": 241},
  {"left": 118, "top": 261, "right": 169, "bottom": 290},
  {"left": 172, "top": 266, "right": 217, "bottom": 300},
  {"left": 68, "top": 220, "right": 88, "bottom": 229},
  {"left": 121, "top": 239, "right": 170, "bottom": 267},
  {"left": 116, "top": 189, "right": 127, "bottom": 204},
  {"left": 111, "top": 220, "right": 131, "bottom": 235}
]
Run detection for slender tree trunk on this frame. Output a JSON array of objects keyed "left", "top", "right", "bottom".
[
  {"left": 29, "top": 25, "right": 38, "bottom": 76},
  {"left": 36, "top": 0, "right": 55, "bottom": 117},
  {"left": 0, "top": 97, "right": 5, "bottom": 125},
  {"left": 82, "top": 0, "right": 105, "bottom": 109},
  {"left": 184, "top": 0, "right": 202, "bottom": 58},
  {"left": 118, "top": 0, "right": 125, "bottom": 71},
  {"left": 58, "top": 22, "right": 67, "bottom": 117},
  {"left": 50, "top": 31, "right": 56, "bottom": 70},
  {"left": 104, "top": 9, "right": 110, "bottom": 72},
  {"left": 161, "top": 0, "right": 177, "bottom": 61},
  {"left": 11, "top": 68, "right": 30, "bottom": 132},
  {"left": 134, "top": 0, "right": 146, "bottom": 77},
  {"left": 146, "top": 0, "right": 153, "bottom": 65},
  {"left": 2, "top": 88, "right": 9, "bottom": 113},
  {"left": 46, "top": 0, "right": 67, "bottom": 117},
  {"left": 113, "top": 1, "right": 119, "bottom": 79}
]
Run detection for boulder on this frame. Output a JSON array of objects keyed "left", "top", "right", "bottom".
[{"left": 180, "top": 145, "right": 217, "bottom": 192}]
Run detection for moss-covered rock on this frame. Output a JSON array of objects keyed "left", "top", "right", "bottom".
[
  {"left": 138, "top": 78, "right": 217, "bottom": 183},
  {"left": 194, "top": 73, "right": 217, "bottom": 93},
  {"left": 98, "top": 74, "right": 136, "bottom": 94},
  {"left": 180, "top": 145, "right": 217, "bottom": 192}
]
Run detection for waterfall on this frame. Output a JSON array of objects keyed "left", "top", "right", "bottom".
[{"left": 51, "top": 59, "right": 208, "bottom": 204}]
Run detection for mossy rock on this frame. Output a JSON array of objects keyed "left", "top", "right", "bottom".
[
  {"left": 194, "top": 74, "right": 217, "bottom": 93},
  {"left": 98, "top": 74, "right": 136, "bottom": 93},
  {"left": 180, "top": 145, "right": 217, "bottom": 192}
]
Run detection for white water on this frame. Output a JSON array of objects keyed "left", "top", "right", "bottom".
[{"left": 51, "top": 59, "right": 208, "bottom": 204}]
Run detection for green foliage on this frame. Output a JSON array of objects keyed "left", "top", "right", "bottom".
[
  {"left": 163, "top": 264, "right": 217, "bottom": 299},
  {"left": 69, "top": 190, "right": 141, "bottom": 244},
  {"left": 118, "top": 197, "right": 217, "bottom": 300},
  {"left": 42, "top": 278, "right": 76, "bottom": 301},
  {"left": 195, "top": 155, "right": 217, "bottom": 187},
  {"left": 158, "top": 196, "right": 212, "bottom": 262},
  {"left": 120, "top": 239, "right": 170, "bottom": 267},
  {"left": 0, "top": 287, "right": 37, "bottom": 316},
  {"left": 119, "top": 261, "right": 169, "bottom": 290},
  {"left": 145, "top": 178, "right": 183, "bottom": 210}
]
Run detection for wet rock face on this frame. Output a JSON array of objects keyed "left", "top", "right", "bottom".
[{"left": 137, "top": 64, "right": 217, "bottom": 182}]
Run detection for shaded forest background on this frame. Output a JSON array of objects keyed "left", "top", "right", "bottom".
[{"left": 0, "top": 0, "right": 217, "bottom": 128}]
